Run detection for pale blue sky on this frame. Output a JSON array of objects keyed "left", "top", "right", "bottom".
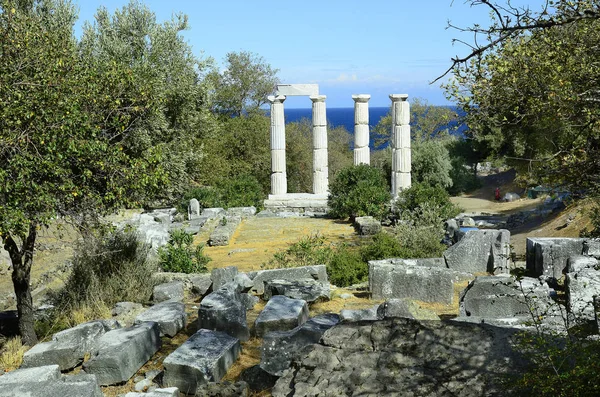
[{"left": 73, "top": 0, "right": 542, "bottom": 108}]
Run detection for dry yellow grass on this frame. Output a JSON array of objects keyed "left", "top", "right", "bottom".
[{"left": 0, "top": 336, "right": 28, "bottom": 372}]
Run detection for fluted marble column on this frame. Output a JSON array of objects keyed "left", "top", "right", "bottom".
[
  {"left": 310, "top": 95, "right": 328, "bottom": 194},
  {"left": 268, "top": 95, "right": 287, "bottom": 195},
  {"left": 352, "top": 94, "right": 371, "bottom": 165},
  {"left": 390, "top": 94, "right": 411, "bottom": 198}
]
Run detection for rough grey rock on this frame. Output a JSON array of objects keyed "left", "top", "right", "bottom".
[
  {"left": 248, "top": 265, "right": 328, "bottom": 294},
  {"left": 461, "top": 217, "right": 476, "bottom": 227},
  {"left": 208, "top": 216, "right": 242, "bottom": 246},
  {"left": 272, "top": 319, "right": 527, "bottom": 397},
  {"left": 190, "top": 274, "right": 213, "bottom": 296},
  {"left": 254, "top": 295, "right": 309, "bottom": 337},
  {"left": 163, "top": 329, "right": 241, "bottom": 395},
  {"left": 585, "top": 238, "right": 600, "bottom": 258},
  {"left": 233, "top": 273, "right": 254, "bottom": 292},
  {"left": 566, "top": 266, "right": 600, "bottom": 322},
  {"left": 0, "top": 364, "right": 61, "bottom": 384},
  {"left": 198, "top": 287, "right": 249, "bottom": 341},
  {"left": 354, "top": 216, "right": 381, "bottom": 236},
  {"left": 377, "top": 299, "right": 441, "bottom": 321},
  {"left": 134, "top": 378, "right": 154, "bottom": 391},
  {"left": 211, "top": 266, "right": 238, "bottom": 290},
  {"left": 527, "top": 237, "right": 585, "bottom": 280},
  {"left": 444, "top": 229, "right": 511, "bottom": 274},
  {"left": 240, "top": 293, "right": 259, "bottom": 310},
  {"left": 566, "top": 255, "right": 598, "bottom": 274},
  {"left": 239, "top": 365, "right": 279, "bottom": 393},
  {"left": 153, "top": 281, "right": 184, "bottom": 303},
  {"left": 195, "top": 381, "right": 248, "bottom": 397},
  {"left": 261, "top": 313, "right": 339, "bottom": 376},
  {"left": 0, "top": 373, "right": 102, "bottom": 397},
  {"left": 112, "top": 301, "right": 144, "bottom": 317},
  {"left": 135, "top": 301, "right": 187, "bottom": 337},
  {"left": 124, "top": 387, "right": 179, "bottom": 397},
  {"left": 22, "top": 320, "right": 115, "bottom": 371},
  {"left": 369, "top": 261, "right": 471, "bottom": 303},
  {"left": 339, "top": 305, "right": 381, "bottom": 322},
  {"left": 83, "top": 322, "right": 161, "bottom": 386},
  {"left": 263, "top": 279, "right": 330, "bottom": 303},
  {"left": 226, "top": 206, "right": 257, "bottom": 218},
  {"left": 459, "top": 275, "right": 554, "bottom": 320}
]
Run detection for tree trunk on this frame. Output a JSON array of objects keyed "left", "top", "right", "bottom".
[{"left": 4, "top": 222, "right": 38, "bottom": 346}]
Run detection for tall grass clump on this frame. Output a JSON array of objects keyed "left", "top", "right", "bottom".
[
  {"left": 158, "top": 229, "right": 211, "bottom": 273},
  {"left": 0, "top": 337, "right": 27, "bottom": 371}
]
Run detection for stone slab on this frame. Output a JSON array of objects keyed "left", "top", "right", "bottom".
[
  {"left": 254, "top": 295, "right": 309, "bottom": 337},
  {"left": 0, "top": 373, "right": 103, "bottom": 397},
  {"left": 444, "top": 230, "right": 511, "bottom": 274},
  {"left": 263, "top": 279, "right": 330, "bottom": 303},
  {"left": 526, "top": 237, "right": 585, "bottom": 280},
  {"left": 135, "top": 301, "right": 187, "bottom": 337},
  {"left": 249, "top": 265, "right": 328, "bottom": 295},
  {"left": 163, "top": 329, "right": 241, "bottom": 394},
  {"left": 0, "top": 365, "right": 60, "bottom": 384},
  {"left": 83, "top": 322, "right": 161, "bottom": 386},
  {"left": 198, "top": 287, "right": 249, "bottom": 341}
]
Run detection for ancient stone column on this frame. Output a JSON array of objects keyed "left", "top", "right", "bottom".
[
  {"left": 352, "top": 94, "right": 371, "bottom": 165},
  {"left": 268, "top": 95, "right": 287, "bottom": 195},
  {"left": 390, "top": 94, "right": 411, "bottom": 198},
  {"left": 310, "top": 95, "right": 328, "bottom": 194}
]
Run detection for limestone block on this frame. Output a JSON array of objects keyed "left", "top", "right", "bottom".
[
  {"left": 526, "top": 237, "right": 585, "bottom": 279},
  {"left": 153, "top": 281, "right": 184, "bottom": 303},
  {"left": 83, "top": 322, "right": 161, "bottom": 386},
  {"left": 0, "top": 373, "right": 103, "bottom": 397},
  {"left": 340, "top": 305, "right": 381, "bottom": 322},
  {"left": 271, "top": 173, "right": 287, "bottom": 196},
  {"left": 392, "top": 125, "right": 411, "bottom": 149},
  {"left": 208, "top": 216, "right": 242, "bottom": 247},
  {"left": 212, "top": 266, "right": 238, "bottom": 290},
  {"left": 566, "top": 255, "right": 598, "bottom": 273},
  {"left": 354, "top": 124, "right": 370, "bottom": 147},
  {"left": 263, "top": 279, "right": 330, "bottom": 303},
  {"left": 261, "top": 313, "right": 340, "bottom": 376},
  {"left": 134, "top": 301, "right": 187, "bottom": 337},
  {"left": 353, "top": 146, "right": 370, "bottom": 166},
  {"left": 566, "top": 267, "right": 600, "bottom": 321},
  {"left": 444, "top": 230, "right": 511, "bottom": 274},
  {"left": 0, "top": 365, "right": 61, "bottom": 384},
  {"left": 312, "top": 126, "right": 328, "bottom": 149},
  {"left": 250, "top": 265, "right": 328, "bottom": 294},
  {"left": 162, "top": 329, "right": 241, "bottom": 394},
  {"left": 271, "top": 149, "right": 286, "bottom": 173},
  {"left": 198, "top": 287, "right": 249, "bottom": 341},
  {"left": 254, "top": 295, "right": 309, "bottom": 337}
]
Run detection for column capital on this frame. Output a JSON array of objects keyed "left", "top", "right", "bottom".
[
  {"left": 389, "top": 94, "right": 409, "bottom": 102},
  {"left": 309, "top": 95, "right": 327, "bottom": 103},
  {"left": 352, "top": 94, "right": 371, "bottom": 102},
  {"left": 267, "top": 94, "right": 286, "bottom": 104}
]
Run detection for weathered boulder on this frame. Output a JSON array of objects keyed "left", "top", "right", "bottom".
[
  {"left": 272, "top": 319, "right": 527, "bottom": 397},
  {"left": 195, "top": 381, "right": 248, "bottom": 397},
  {"left": 135, "top": 301, "right": 187, "bottom": 337},
  {"left": 263, "top": 279, "right": 330, "bottom": 303},
  {"left": 458, "top": 275, "right": 554, "bottom": 320},
  {"left": 354, "top": 216, "right": 381, "bottom": 236},
  {"left": 248, "top": 265, "right": 328, "bottom": 294},
  {"left": 0, "top": 366, "right": 102, "bottom": 397},
  {"left": 369, "top": 260, "right": 471, "bottom": 304},
  {"left": 198, "top": 287, "right": 249, "bottom": 341},
  {"left": 239, "top": 365, "right": 279, "bottom": 394},
  {"left": 254, "top": 295, "right": 309, "bottom": 337},
  {"left": 124, "top": 387, "right": 179, "bottom": 397},
  {"left": 190, "top": 274, "right": 213, "bottom": 296},
  {"left": 526, "top": 237, "right": 585, "bottom": 280},
  {"left": 261, "top": 313, "right": 339, "bottom": 376},
  {"left": 22, "top": 320, "right": 116, "bottom": 371},
  {"left": 377, "top": 299, "right": 441, "bottom": 321},
  {"left": 83, "top": 322, "right": 161, "bottom": 386},
  {"left": 153, "top": 281, "right": 184, "bottom": 303},
  {"left": 339, "top": 305, "right": 381, "bottom": 322},
  {"left": 444, "top": 229, "right": 511, "bottom": 274},
  {"left": 211, "top": 266, "right": 238, "bottom": 290},
  {"left": 163, "top": 329, "right": 241, "bottom": 395},
  {"left": 566, "top": 266, "right": 600, "bottom": 321}
]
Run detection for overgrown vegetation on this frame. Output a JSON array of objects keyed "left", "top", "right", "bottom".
[
  {"left": 158, "top": 229, "right": 211, "bottom": 273},
  {"left": 0, "top": 336, "right": 27, "bottom": 372},
  {"left": 328, "top": 164, "right": 391, "bottom": 221}
]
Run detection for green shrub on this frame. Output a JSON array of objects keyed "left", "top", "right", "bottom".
[
  {"left": 158, "top": 229, "right": 211, "bottom": 273},
  {"left": 328, "top": 164, "right": 391, "bottom": 221},
  {"left": 359, "top": 231, "right": 404, "bottom": 262},
  {"left": 51, "top": 229, "right": 157, "bottom": 319},
  {"left": 262, "top": 234, "right": 333, "bottom": 269},
  {"left": 217, "top": 174, "right": 264, "bottom": 209},
  {"left": 326, "top": 247, "right": 367, "bottom": 287},
  {"left": 395, "top": 182, "right": 462, "bottom": 220},
  {"left": 177, "top": 186, "right": 223, "bottom": 214}
]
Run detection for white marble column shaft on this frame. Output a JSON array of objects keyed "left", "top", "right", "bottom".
[
  {"left": 390, "top": 94, "right": 411, "bottom": 198},
  {"left": 353, "top": 94, "right": 371, "bottom": 165},
  {"left": 310, "top": 95, "right": 328, "bottom": 194},
  {"left": 268, "top": 95, "right": 287, "bottom": 195}
]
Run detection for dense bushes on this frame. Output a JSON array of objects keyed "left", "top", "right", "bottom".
[
  {"left": 179, "top": 174, "right": 264, "bottom": 212},
  {"left": 395, "top": 183, "right": 462, "bottom": 221},
  {"left": 158, "top": 229, "right": 211, "bottom": 273},
  {"left": 328, "top": 164, "right": 390, "bottom": 221}
]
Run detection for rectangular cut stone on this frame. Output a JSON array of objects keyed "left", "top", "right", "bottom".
[
  {"left": 0, "top": 365, "right": 61, "bottom": 385},
  {"left": 313, "top": 148, "right": 328, "bottom": 170},
  {"left": 526, "top": 238, "right": 585, "bottom": 279},
  {"left": 83, "top": 322, "right": 161, "bottom": 386},
  {"left": 250, "top": 265, "right": 328, "bottom": 294},
  {"left": 271, "top": 149, "right": 286, "bottom": 173},
  {"left": 354, "top": 125, "right": 370, "bottom": 147},
  {"left": 134, "top": 301, "right": 187, "bottom": 337},
  {"left": 393, "top": 126, "right": 411, "bottom": 148},
  {"left": 276, "top": 84, "right": 319, "bottom": 96},
  {"left": 163, "top": 329, "right": 241, "bottom": 394},
  {"left": 444, "top": 230, "right": 511, "bottom": 274},
  {"left": 312, "top": 126, "right": 328, "bottom": 149},
  {"left": 0, "top": 374, "right": 103, "bottom": 397},
  {"left": 254, "top": 295, "right": 309, "bottom": 337},
  {"left": 271, "top": 173, "right": 287, "bottom": 196},
  {"left": 354, "top": 147, "right": 370, "bottom": 165},
  {"left": 354, "top": 104, "right": 369, "bottom": 125}
]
